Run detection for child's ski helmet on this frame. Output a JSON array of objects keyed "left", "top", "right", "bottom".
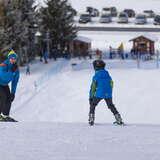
[{"left": 93, "top": 60, "right": 106, "bottom": 70}]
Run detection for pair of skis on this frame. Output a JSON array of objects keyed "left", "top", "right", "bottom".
[{"left": 89, "top": 121, "right": 125, "bottom": 126}]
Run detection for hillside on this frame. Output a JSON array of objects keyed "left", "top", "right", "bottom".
[
  {"left": 1, "top": 58, "right": 160, "bottom": 160},
  {"left": 11, "top": 59, "right": 160, "bottom": 125},
  {"left": 1, "top": 122, "right": 160, "bottom": 160}
]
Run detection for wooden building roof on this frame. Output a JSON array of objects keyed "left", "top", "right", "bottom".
[
  {"left": 129, "top": 34, "right": 158, "bottom": 42},
  {"left": 74, "top": 36, "right": 91, "bottom": 44}
]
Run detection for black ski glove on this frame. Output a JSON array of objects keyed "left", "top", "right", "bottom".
[
  {"left": 10, "top": 93, "right": 15, "bottom": 102},
  {"left": 11, "top": 63, "right": 18, "bottom": 72}
]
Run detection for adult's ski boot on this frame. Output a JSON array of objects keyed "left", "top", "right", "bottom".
[
  {"left": 1, "top": 115, "right": 18, "bottom": 122},
  {"left": 0, "top": 114, "right": 5, "bottom": 121},
  {"left": 88, "top": 113, "right": 95, "bottom": 126},
  {"left": 113, "top": 113, "right": 124, "bottom": 126},
  {"left": 4, "top": 116, "right": 17, "bottom": 122}
]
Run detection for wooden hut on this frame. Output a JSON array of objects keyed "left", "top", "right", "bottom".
[
  {"left": 129, "top": 35, "right": 157, "bottom": 55},
  {"left": 69, "top": 36, "right": 91, "bottom": 57}
]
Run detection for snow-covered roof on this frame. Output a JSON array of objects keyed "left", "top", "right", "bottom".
[
  {"left": 129, "top": 34, "right": 158, "bottom": 42},
  {"left": 74, "top": 36, "right": 91, "bottom": 43}
]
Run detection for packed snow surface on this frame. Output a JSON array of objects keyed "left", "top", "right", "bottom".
[{"left": 1, "top": 58, "right": 160, "bottom": 160}]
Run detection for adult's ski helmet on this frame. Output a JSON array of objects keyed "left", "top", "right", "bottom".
[
  {"left": 8, "top": 50, "right": 18, "bottom": 60},
  {"left": 93, "top": 60, "right": 106, "bottom": 70}
]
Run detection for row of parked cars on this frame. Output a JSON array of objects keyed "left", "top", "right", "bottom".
[
  {"left": 78, "top": 7, "right": 160, "bottom": 25},
  {"left": 82, "top": 6, "right": 157, "bottom": 18}
]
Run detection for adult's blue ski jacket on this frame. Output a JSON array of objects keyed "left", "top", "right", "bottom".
[
  {"left": 89, "top": 69, "right": 113, "bottom": 99},
  {"left": 0, "top": 59, "right": 20, "bottom": 94}
]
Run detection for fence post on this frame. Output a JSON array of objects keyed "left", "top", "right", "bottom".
[
  {"left": 156, "top": 50, "right": 159, "bottom": 69},
  {"left": 137, "top": 52, "right": 140, "bottom": 69}
]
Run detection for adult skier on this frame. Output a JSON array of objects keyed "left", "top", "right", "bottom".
[
  {"left": 89, "top": 59, "right": 124, "bottom": 126},
  {"left": 0, "top": 50, "right": 20, "bottom": 122}
]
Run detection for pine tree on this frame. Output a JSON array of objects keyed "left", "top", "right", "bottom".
[
  {"left": 0, "top": 0, "right": 37, "bottom": 64},
  {"left": 40, "top": 0, "right": 77, "bottom": 54}
]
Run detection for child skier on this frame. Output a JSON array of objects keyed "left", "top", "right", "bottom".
[
  {"left": 89, "top": 59, "right": 124, "bottom": 126},
  {"left": 0, "top": 50, "right": 20, "bottom": 122}
]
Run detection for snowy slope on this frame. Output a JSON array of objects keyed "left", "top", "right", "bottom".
[
  {"left": 1, "top": 59, "right": 160, "bottom": 160},
  {"left": 11, "top": 59, "right": 160, "bottom": 125},
  {"left": 1, "top": 122, "right": 160, "bottom": 160}
]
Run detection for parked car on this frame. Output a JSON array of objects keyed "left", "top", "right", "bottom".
[
  {"left": 86, "top": 7, "right": 93, "bottom": 13},
  {"left": 99, "top": 14, "right": 112, "bottom": 23},
  {"left": 86, "top": 7, "right": 99, "bottom": 17},
  {"left": 143, "top": 10, "right": 155, "bottom": 18},
  {"left": 79, "top": 13, "right": 91, "bottom": 23},
  {"left": 117, "top": 12, "right": 128, "bottom": 23},
  {"left": 123, "top": 9, "right": 135, "bottom": 17},
  {"left": 154, "top": 15, "right": 160, "bottom": 25},
  {"left": 102, "top": 7, "right": 117, "bottom": 17},
  {"left": 135, "top": 14, "right": 147, "bottom": 24}
]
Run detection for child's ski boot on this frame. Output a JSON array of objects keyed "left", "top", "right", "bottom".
[
  {"left": 88, "top": 113, "right": 95, "bottom": 126},
  {"left": 113, "top": 113, "right": 124, "bottom": 126}
]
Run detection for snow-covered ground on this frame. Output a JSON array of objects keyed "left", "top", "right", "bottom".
[
  {"left": 11, "top": 58, "right": 160, "bottom": 125},
  {"left": 1, "top": 122, "right": 160, "bottom": 160},
  {"left": 1, "top": 58, "right": 160, "bottom": 160}
]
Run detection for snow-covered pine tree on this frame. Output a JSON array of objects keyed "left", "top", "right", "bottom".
[
  {"left": 0, "top": 0, "right": 37, "bottom": 64},
  {"left": 40, "top": 0, "right": 77, "bottom": 55}
]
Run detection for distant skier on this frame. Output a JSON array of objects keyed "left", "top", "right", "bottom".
[
  {"left": 0, "top": 50, "right": 20, "bottom": 122},
  {"left": 89, "top": 59, "right": 124, "bottom": 126},
  {"left": 43, "top": 50, "right": 48, "bottom": 64},
  {"left": 26, "top": 63, "right": 30, "bottom": 75}
]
